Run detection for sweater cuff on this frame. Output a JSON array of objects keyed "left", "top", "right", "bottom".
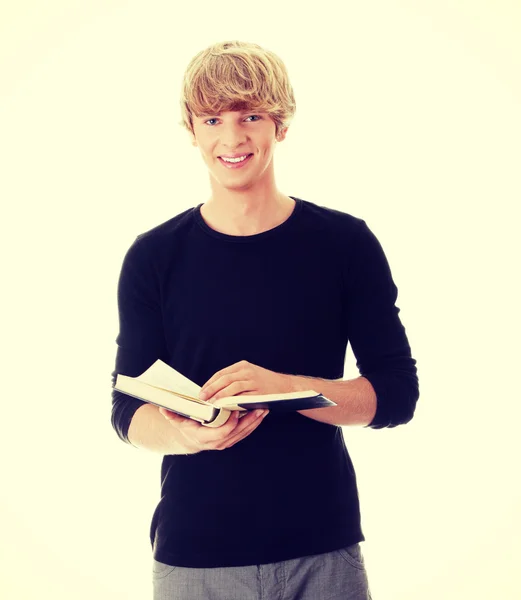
[
  {"left": 362, "top": 371, "right": 419, "bottom": 429},
  {"left": 111, "top": 390, "right": 147, "bottom": 445}
]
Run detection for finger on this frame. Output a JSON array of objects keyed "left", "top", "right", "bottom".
[
  {"left": 159, "top": 407, "right": 208, "bottom": 431},
  {"left": 192, "top": 409, "right": 256, "bottom": 449},
  {"left": 188, "top": 411, "right": 241, "bottom": 446},
  {"left": 223, "top": 412, "right": 267, "bottom": 448},
  {"left": 210, "top": 381, "right": 258, "bottom": 403},
  {"left": 200, "top": 361, "right": 246, "bottom": 395},
  {"left": 224, "top": 409, "right": 261, "bottom": 432},
  {"left": 237, "top": 409, "right": 266, "bottom": 426},
  {"left": 159, "top": 407, "right": 195, "bottom": 424},
  {"left": 159, "top": 407, "right": 182, "bottom": 420},
  {"left": 200, "top": 367, "right": 230, "bottom": 393},
  {"left": 218, "top": 410, "right": 268, "bottom": 449},
  {"left": 200, "top": 373, "right": 235, "bottom": 400}
]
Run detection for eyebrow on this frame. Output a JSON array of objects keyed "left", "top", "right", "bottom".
[{"left": 199, "top": 110, "right": 258, "bottom": 117}]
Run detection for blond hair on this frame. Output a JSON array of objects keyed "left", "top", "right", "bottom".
[{"left": 179, "top": 40, "right": 296, "bottom": 139}]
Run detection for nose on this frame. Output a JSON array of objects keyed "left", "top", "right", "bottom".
[{"left": 219, "top": 121, "right": 248, "bottom": 149}]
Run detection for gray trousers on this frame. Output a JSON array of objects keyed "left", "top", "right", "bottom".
[{"left": 152, "top": 543, "right": 372, "bottom": 599}]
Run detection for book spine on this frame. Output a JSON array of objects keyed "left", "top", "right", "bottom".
[{"left": 201, "top": 408, "right": 232, "bottom": 428}]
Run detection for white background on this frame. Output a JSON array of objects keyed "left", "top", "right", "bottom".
[{"left": 1, "top": 1, "right": 520, "bottom": 598}]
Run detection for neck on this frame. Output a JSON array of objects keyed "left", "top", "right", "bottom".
[{"left": 200, "top": 191, "right": 295, "bottom": 237}]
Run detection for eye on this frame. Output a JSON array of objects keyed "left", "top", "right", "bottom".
[{"left": 204, "top": 115, "right": 262, "bottom": 126}]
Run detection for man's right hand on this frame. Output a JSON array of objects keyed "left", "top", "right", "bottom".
[{"left": 158, "top": 408, "right": 269, "bottom": 454}]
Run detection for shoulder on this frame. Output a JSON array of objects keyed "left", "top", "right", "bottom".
[
  {"left": 135, "top": 205, "right": 195, "bottom": 247},
  {"left": 123, "top": 205, "right": 196, "bottom": 265},
  {"left": 297, "top": 197, "right": 372, "bottom": 247},
  {"left": 296, "top": 198, "right": 391, "bottom": 280},
  {"left": 299, "top": 197, "right": 364, "bottom": 228}
]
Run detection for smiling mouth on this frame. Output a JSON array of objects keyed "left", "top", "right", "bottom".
[
  {"left": 219, "top": 153, "right": 253, "bottom": 161},
  {"left": 218, "top": 154, "right": 254, "bottom": 168}
]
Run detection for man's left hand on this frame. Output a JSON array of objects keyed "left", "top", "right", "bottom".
[{"left": 199, "top": 360, "right": 300, "bottom": 402}]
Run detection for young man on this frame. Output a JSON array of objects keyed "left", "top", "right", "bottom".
[{"left": 111, "top": 40, "right": 419, "bottom": 600}]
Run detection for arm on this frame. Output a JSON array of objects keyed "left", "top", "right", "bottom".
[
  {"left": 111, "top": 236, "right": 268, "bottom": 454},
  {"left": 127, "top": 403, "right": 191, "bottom": 454},
  {"left": 294, "top": 220, "right": 419, "bottom": 429},
  {"left": 292, "top": 375, "right": 377, "bottom": 426},
  {"left": 110, "top": 235, "right": 178, "bottom": 451}
]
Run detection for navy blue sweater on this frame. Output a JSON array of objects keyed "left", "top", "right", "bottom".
[{"left": 111, "top": 196, "right": 419, "bottom": 568}]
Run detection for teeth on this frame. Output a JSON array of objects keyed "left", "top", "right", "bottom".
[{"left": 221, "top": 155, "right": 249, "bottom": 163}]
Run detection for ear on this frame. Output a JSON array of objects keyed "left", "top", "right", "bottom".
[
  {"left": 185, "top": 123, "right": 197, "bottom": 147},
  {"left": 276, "top": 127, "right": 288, "bottom": 142}
]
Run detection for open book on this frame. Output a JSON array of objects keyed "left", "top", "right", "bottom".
[{"left": 114, "top": 359, "right": 336, "bottom": 427}]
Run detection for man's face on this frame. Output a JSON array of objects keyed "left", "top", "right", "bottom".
[{"left": 191, "top": 109, "right": 286, "bottom": 191}]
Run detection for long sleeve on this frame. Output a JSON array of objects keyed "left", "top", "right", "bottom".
[
  {"left": 344, "top": 221, "right": 419, "bottom": 428},
  {"left": 110, "top": 235, "right": 168, "bottom": 444}
]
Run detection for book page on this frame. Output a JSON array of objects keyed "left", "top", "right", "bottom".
[{"left": 138, "top": 360, "right": 201, "bottom": 399}]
